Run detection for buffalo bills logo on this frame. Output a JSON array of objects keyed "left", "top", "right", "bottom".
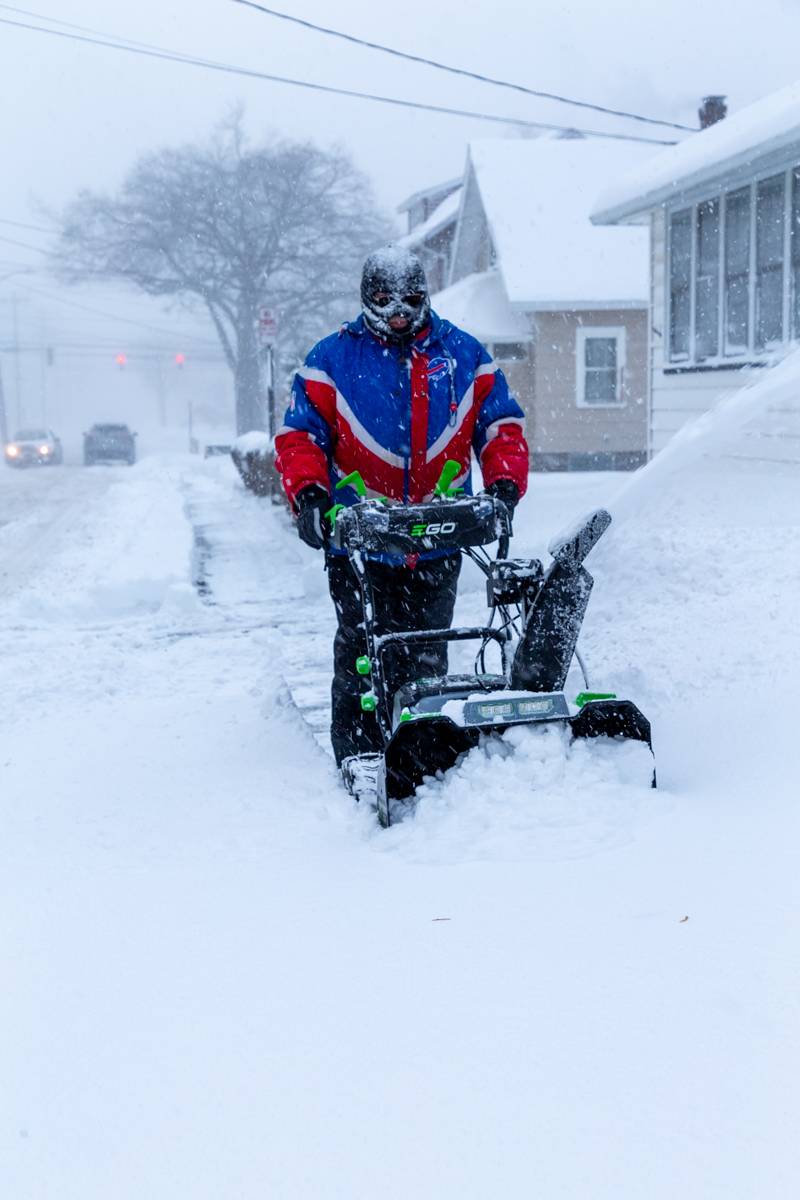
[{"left": 426, "top": 357, "right": 450, "bottom": 380}]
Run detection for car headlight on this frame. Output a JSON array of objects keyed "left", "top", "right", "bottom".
[
  {"left": 5, "top": 444, "right": 19, "bottom": 457},
  {"left": 39, "top": 445, "right": 51, "bottom": 454}
]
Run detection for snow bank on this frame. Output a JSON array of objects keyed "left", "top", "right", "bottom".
[
  {"left": 8, "top": 456, "right": 194, "bottom": 623},
  {"left": 382, "top": 722, "right": 656, "bottom": 864},
  {"left": 609, "top": 345, "right": 800, "bottom": 525},
  {"left": 232, "top": 430, "right": 272, "bottom": 455}
]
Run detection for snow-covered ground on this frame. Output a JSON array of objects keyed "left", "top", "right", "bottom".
[{"left": 1, "top": 423, "right": 798, "bottom": 1196}]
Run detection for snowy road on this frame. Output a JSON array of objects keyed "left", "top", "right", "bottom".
[
  {"left": 1, "top": 451, "right": 798, "bottom": 1198},
  {"left": 0, "top": 465, "right": 116, "bottom": 602}
]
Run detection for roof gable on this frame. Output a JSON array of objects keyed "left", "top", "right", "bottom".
[
  {"left": 466, "top": 138, "right": 652, "bottom": 307},
  {"left": 398, "top": 188, "right": 462, "bottom": 250},
  {"left": 396, "top": 177, "right": 461, "bottom": 215}
]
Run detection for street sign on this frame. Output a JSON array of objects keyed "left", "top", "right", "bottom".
[{"left": 258, "top": 308, "right": 278, "bottom": 341}]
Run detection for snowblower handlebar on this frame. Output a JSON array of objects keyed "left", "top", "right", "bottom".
[{"left": 330, "top": 494, "right": 511, "bottom": 559}]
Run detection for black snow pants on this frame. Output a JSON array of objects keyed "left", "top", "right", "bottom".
[{"left": 326, "top": 553, "right": 462, "bottom": 765}]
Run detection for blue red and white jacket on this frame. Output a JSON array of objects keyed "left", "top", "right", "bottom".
[{"left": 275, "top": 312, "right": 529, "bottom": 550}]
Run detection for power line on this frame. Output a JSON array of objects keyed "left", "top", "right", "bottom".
[
  {"left": 231, "top": 0, "right": 696, "bottom": 134},
  {"left": 0, "top": 14, "right": 678, "bottom": 145},
  {"left": 11, "top": 279, "right": 220, "bottom": 346},
  {"left": 0, "top": 3, "right": 176, "bottom": 50},
  {"left": 0, "top": 216, "right": 56, "bottom": 234},
  {"left": 0, "top": 232, "right": 49, "bottom": 254},
  {"left": 1, "top": 342, "right": 226, "bottom": 360}
]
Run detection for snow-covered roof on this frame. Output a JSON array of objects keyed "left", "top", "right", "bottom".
[
  {"left": 592, "top": 79, "right": 800, "bottom": 224},
  {"left": 468, "top": 138, "right": 652, "bottom": 308},
  {"left": 396, "top": 177, "right": 461, "bottom": 214},
  {"left": 432, "top": 270, "right": 530, "bottom": 342},
  {"left": 398, "top": 188, "right": 461, "bottom": 250}
]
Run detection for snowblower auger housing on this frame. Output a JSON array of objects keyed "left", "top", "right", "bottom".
[{"left": 331, "top": 477, "right": 653, "bottom": 826}]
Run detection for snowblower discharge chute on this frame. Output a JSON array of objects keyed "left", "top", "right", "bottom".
[{"left": 331, "top": 467, "right": 653, "bottom": 826}]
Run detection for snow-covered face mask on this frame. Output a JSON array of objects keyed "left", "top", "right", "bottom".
[{"left": 361, "top": 246, "right": 431, "bottom": 344}]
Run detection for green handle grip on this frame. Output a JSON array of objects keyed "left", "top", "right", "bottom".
[
  {"left": 434, "top": 459, "right": 463, "bottom": 497},
  {"left": 336, "top": 470, "right": 367, "bottom": 497}
]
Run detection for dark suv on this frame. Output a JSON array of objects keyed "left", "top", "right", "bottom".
[{"left": 84, "top": 423, "right": 136, "bottom": 466}]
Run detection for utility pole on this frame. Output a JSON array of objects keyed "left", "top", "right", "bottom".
[
  {"left": 39, "top": 349, "right": 48, "bottom": 426},
  {"left": 12, "top": 294, "right": 22, "bottom": 428},
  {"left": 0, "top": 359, "right": 8, "bottom": 445},
  {"left": 257, "top": 308, "right": 279, "bottom": 438},
  {"left": 265, "top": 342, "right": 276, "bottom": 439},
  {"left": 156, "top": 357, "right": 167, "bottom": 427}
]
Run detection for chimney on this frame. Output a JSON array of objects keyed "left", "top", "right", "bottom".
[{"left": 699, "top": 95, "right": 727, "bottom": 129}]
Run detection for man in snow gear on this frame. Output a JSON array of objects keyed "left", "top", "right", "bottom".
[{"left": 275, "top": 245, "right": 529, "bottom": 764}]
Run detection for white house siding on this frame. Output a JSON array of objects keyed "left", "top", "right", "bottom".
[{"left": 650, "top": 204, "right": 800, "bottom": 464}]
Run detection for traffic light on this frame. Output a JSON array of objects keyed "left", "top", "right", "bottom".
[
  {"left": 115, "top": 352, "right": 127, "bottom": 368},
  {"left": 175, "top": 352, "right": 186, "bottom": 367}
]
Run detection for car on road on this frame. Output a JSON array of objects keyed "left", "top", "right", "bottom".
[
  {"left": 83, "top": 423, "right": 137, "bottom": 466},
  {"left": 4, "top": 429, "right": 64, "bottom": 468}
]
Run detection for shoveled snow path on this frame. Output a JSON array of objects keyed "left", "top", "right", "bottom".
[{"left": 1, "top": 454, "right": 798, "bottom": 1199}]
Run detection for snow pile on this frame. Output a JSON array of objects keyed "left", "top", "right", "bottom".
[
  {"left": 385, "top": 722, "right": 655, "bottom": 864},
  {"left": 610, "top": 344, "right": 800, "bottom": 524},
  {"left": 7, "top": 456, "right": 194, "bottom": 623},
  {"left": 232, "top": 430, "right": 272, "bottom": 455}
]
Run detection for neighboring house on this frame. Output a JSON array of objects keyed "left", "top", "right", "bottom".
[
  {"left": 398, "top": 179, "right": 462, "bottom": 294},
  {"left": 591, "top": 80, "right": 800, "bottom": 463},
  {"left": 402, "top": 137, "right": 655, "bottom": 470}
]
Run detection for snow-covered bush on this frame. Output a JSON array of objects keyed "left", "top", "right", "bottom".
[{"left": 230, "top": 431, "right": 284, "bottom": 503}]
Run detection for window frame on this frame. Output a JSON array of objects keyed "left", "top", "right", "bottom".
[
  {"left": 576, "top": 326, "right": 627, "bottom": 409},
  {"left": 665, "top": 160, "right": 800, "bottom": 368},
  {"left": 667, "top": 208, "right": 693, "bottom": 362}
]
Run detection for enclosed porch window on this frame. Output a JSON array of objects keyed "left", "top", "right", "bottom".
[{"left": 667, "top": 163, "right": 800, "bottom": 365}]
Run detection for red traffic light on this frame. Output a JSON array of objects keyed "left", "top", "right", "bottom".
[
  {"left": 175, "top": 352, "right": 186, "bottom": 367},
  {"left": 115, "top": 352, "right": 127, "bottom": 368}
]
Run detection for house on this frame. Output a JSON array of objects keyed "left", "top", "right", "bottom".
[
  {"left": 400, "top": 137, "right": 656, "bottom": 470},
  {"left": 591, "top": 82, "right": 800, "bottom": 463},
  {"left": 398, "top": 179, "right": 462, "bottom": 294}
]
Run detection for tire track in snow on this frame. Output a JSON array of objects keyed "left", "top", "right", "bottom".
[
  {"left": 0, "top": 467, "right": 115, "bottom": 605},
  {"left": 181, "top": 461, "right": 335, "bottom": 751}
]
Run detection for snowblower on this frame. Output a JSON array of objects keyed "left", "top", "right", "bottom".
[{"left": 330, "top": 463, "right": 654, "bottom": 827}]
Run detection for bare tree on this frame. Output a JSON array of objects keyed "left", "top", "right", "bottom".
[{"left": 52, "top": 116, "right": 390, "bottom": 432}]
